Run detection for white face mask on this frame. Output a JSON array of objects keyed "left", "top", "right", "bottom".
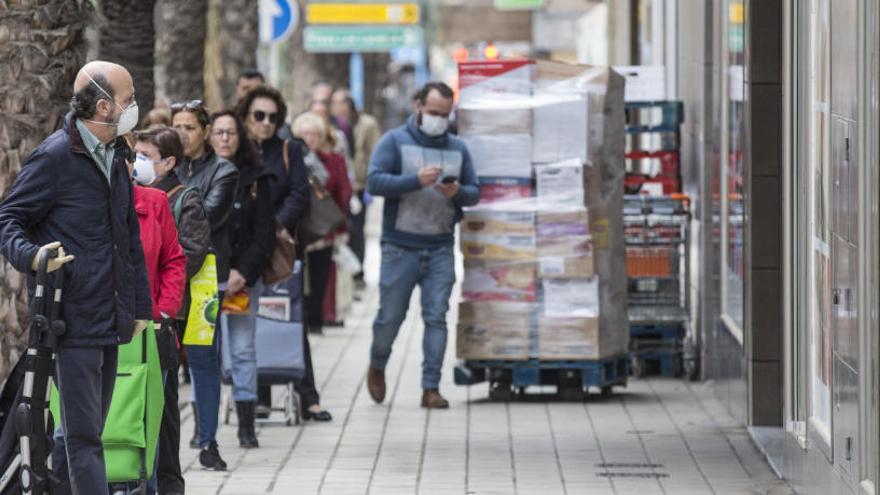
[
  {"left": 419, "top": 113, "right": 449, "bottom": 137},
  {"left": 132, "top": 154, "right": 157, "bottom": 185},
  {"left": 82, "top": 70, "right": 139, "bottom": 137}
]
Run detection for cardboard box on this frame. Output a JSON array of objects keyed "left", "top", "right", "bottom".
[
  {"left": 461, "top": 234, "right": 536, "bottom": 261},
  {"left": 537, "top": 235, "right": 592, "bottom": 258},
  {"left": 539, "top": 254, "right": 594, "bottom": 279},
  {"left": 531, "top": 93, "right": 589, "bottom": 164},
  {"left": 462, "top": 260, "right": 537, "bottom": 302},
  {"left": 542, "top": 278, "right": 599, "bottom": 318},
  {"left": 458, "top": 101, "right": 532, "bottom": 135},
  {"left": 461, "top": 205, "right": 536, "bottom": 236},
  {"left": 538, "top": 317, "right": 602, "bottom": 360},
  {"left": 478, "top": 177, "right": 533, "bottom": 204},
  {"left": 457, "top": 301, "right": 531, "bottom": 360},
  {"left": 459, "top": 60, "right": 534, "bottom": 104},
  {"left": 461, "top": 134, "right": 532, "bottom": 178},
  {"left": 536, "top": 160, "right": 586, "bottom": 206}
]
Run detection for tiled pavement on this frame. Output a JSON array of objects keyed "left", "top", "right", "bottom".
[{"left": 178, "top": 212, "right": 793, "bottom": 494}]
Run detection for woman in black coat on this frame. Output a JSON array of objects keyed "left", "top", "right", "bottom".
[
  {"left": 210, "top": 110, "right": 275, "bottom": 447},
  {"left": 237, "top": 85, "right": 332, "bottom": 422}
]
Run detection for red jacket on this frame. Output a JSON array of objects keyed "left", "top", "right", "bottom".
[
  {"left": 317, "top": 150, "right": 352, "bottom": 237},
  {"left": 134, "top": 186, "right": 187, "bottom": 320}
]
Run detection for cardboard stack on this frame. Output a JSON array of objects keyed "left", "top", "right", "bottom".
[{"left": 456, "top": 60, "right": 628, "bottom": 362}]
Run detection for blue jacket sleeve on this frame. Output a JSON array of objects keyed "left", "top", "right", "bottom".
[
  {"left": 367, "top": 133, "right": 422, "bottom": 198},
  {"left": 453, "top": 145, "right": 481, "bottom": 207},
  {"left": 277, "top": 141, "right": 310, "bottom": 232},
  {"left": 127, "top": 181, "right": 153, "bottom": 320},
  {"left": 0, "top": 150, "right": 57, "bottom": 273}
]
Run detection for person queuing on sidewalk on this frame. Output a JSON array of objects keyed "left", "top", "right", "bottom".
[
  {"left": 236, "top": 85, "right": 333, "bottom": 422},
  {"left": 292, "top": 112, "right": 352, "bottom": 334},
  {"left": 366, "top": 82, "right": 480, "bottom": 409},
  {"left": 311, "top": 80, "right": 334, "bottom": 105},
  {"left": 172, "top": 100, "right": 239, "bottom": 470},
  {"left": 0, "top": 61, "right": 152, "bottom": 494},
  {"left": 331, "top": 90, "right": 382, "bottom": 290},
  {"left": 127, "top": 148, "right": 187, "bottom": 495},
  {"left": 308, "top": 98, "right": 351, "bottom": 166},
  {"left": 133, "top": 126, "right": 211, "bottom": 494},
  {"left": 209, "top": 110, "right": 276, "bottom": 448}
]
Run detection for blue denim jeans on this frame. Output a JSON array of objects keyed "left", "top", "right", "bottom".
[
  {"left": 371, "top": 243, "right": 455, "bottom": 389},
  {"left": 186, "top": 322, "right": 221, "bottom": 448},
  {"left": 226, "top": 281, "right": 262, "bottom": 402}
]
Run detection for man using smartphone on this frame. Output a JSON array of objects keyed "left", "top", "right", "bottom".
[{"left": 365, "top": 82, "right": 480, "bottom": 409}]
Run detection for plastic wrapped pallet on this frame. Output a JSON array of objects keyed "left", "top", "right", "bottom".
[
  {"left": 457, "top": 301, "right": 531, "bottom": 360},
  {"left": 460, "top": 134, "right": 532, "bottom": 178},
  {"left": 455, "top": 60, "right": 627, "bottom": 362}
]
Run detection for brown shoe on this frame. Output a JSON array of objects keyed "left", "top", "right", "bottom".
[
  {"left": 367, "top": 366, "right": 386, "bottom": 404},
  {"left": 421, "top": 389, "right": 449, "bottom": 409}
]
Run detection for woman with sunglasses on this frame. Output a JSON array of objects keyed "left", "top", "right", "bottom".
[
  {"left": 209, "top": 110, "right": 275, "bottom": 448},
  {"left": 171, "top": 100, "right": 239, "bottom": 471},
  {"left": 236, "top": 86, "right": 333, "bottom": 422}
]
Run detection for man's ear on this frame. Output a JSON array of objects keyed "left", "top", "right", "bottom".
[{"left": 95, "top": 98, "right": 112, "bottom": 118}]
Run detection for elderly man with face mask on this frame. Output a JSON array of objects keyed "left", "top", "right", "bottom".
[
  {"left": 366, "top": 82, "right": 480, "bottom": 409},
  {"left": 0, "top": 61, "right": 153, "bottom": 494}
]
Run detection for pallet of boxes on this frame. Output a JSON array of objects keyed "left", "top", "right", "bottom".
[{"left": 451, "top": 60, "right": 629, "bottom": 401}]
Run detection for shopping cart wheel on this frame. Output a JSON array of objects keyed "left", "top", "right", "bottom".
[
  {"left": 293, "top": 389, "right": 302, "bottom": 426},
  {"left": 488, "top": 381, "right": 512, "bottom": 402}
]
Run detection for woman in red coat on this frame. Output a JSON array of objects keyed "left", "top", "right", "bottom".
[{"left": 292, "top": 112, "right": 352, "bottom": 336}]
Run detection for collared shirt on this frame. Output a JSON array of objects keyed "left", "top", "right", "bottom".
[{"left": 75, "top": 119, "right": 115, "bottom": 184}]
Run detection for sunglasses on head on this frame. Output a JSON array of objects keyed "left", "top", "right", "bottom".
[
  {"left": 171, "top": 99, "right": 204, "bottom": 112},
  {"left": 251, "top": 110, "right": 280, "bottom": 125}
]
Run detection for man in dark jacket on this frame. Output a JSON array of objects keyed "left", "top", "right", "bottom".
[{"left": 0, "top": 61, "right": 152, "bottom": 494}]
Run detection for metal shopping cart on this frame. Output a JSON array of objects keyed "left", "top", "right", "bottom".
[{"left": 624, "top": 195, "right": 692, "bottom": 377}]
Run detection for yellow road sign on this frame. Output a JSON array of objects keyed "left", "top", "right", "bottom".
[{"left": 306, "top": 3, "right": 420, "bottom": 25}]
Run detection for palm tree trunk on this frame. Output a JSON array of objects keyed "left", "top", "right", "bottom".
[
  {"left": 99, "top": 0, "right": 156, "bottom": 114},
  {"left": 217, "top": 0, "right": 258, "bottom": 107},
  {"left": 157, "top": 0, "right": 207, "bottom": 103},
  {"left": 0, "top": 0, "right": 91, "bottom": 380}
]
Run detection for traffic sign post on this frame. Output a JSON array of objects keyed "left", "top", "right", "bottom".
[{"left": 260, "top": 0, "right": 299, "bottom": 44}]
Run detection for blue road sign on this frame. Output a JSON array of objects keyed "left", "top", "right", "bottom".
[{"left": 260, "top": 0, "right": 298, "bottom": 44}]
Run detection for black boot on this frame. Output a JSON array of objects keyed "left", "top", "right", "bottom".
[
  {"left": 236, "top": 401, "right": 259, "bottom": 448},
  {"left": 189, "top": 401, "right": 199, "bottom": 449}
]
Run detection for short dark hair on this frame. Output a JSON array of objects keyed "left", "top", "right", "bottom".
[
  {"left": 70, "top": 74, "right": 114, "bottom": 119},
  {"left": 238, "top": 69, "right": 264, "bottom": 82},
  {"left": 210, "top": 110, "right": 262, "bottom": 169},
  {"left": 235, "top": 85, "right": 288, "bottom": 130},
  {"left": 134, "top": 126, "right": 185, "bottom": 167},
  {"left": 414, "top": 82, "right": 454, "bottom": 105}
]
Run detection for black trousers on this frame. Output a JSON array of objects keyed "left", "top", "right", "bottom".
[
  {"left": 305, "top": 246, "right": 334, "bottom": 332},
  {"left": 157, "top": 369, "right": 184, "bottom": 493},
  {"left": 348, "top": 190, "right": 367, "bottom": 279}
]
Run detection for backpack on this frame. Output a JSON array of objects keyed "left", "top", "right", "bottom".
[{"left": 168, "top": 185, "right": 201, "bottom": 226}]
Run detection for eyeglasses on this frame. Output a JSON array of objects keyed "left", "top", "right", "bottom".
[
  {"left": 170, "top": 99, "right": 204, "bottom": 112},
  {"left": 251, "top": 111, "right": 280, "bottom": 125},
  {"left": 212, "top": 129, "right": 238, "bottom": 138}
]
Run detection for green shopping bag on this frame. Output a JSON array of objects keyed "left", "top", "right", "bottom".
[
  {"left": 50, "top": 321, "right": 164, "bottom": 483},
  {"left": 183, "top": 252, "right": 219, "bottom": 345}
]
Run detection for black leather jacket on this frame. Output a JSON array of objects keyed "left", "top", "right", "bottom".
[{"left": 176, "top": 149, "right": 239, "bottom": 281}]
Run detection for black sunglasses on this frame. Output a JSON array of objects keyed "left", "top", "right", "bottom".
[{"left": 251, "top": 110, "right": 280, "bottom": 125}]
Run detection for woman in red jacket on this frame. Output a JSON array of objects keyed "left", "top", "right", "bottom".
[{"left": 292, "top": 112, "right": 351, "bottom": 338}]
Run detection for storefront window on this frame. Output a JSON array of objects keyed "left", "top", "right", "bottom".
[
  {"left": 721, "top": 0, "right": 746, "bottom": 333},
  {"left": 805, "top": 0, "right": 832, "bottom": 439}
]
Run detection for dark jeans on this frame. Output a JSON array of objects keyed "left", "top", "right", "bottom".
[
  {"left": 305, "top": 246, "right": 334, "bottom": 333},
  {"left": 348, "top": 190, "right": 368, "bottom": 280},
  {"left": 52, "top": 345, "right": 118, "bottom": 495},
  {"left": 156, "top": 369, "right": 184, "bottom": 493},
  {"left": 184, "top": 310, "right": 222, "bottom": 448}
]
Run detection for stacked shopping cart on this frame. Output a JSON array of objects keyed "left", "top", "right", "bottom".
[{"left": 622, "top": 99, "right": 692, "bottom": 377}]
